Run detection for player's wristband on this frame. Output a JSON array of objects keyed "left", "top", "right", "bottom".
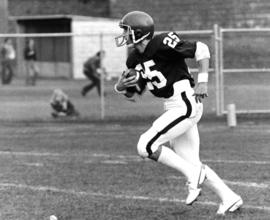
[
  {"left": 114, "top": 84, "right": 126, "bottom": 94},
  {"left": 198, "top": 72, "right": 209, "bottom": 83}
]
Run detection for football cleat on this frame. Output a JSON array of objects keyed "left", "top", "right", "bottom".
[
  {"left": 185, "top": 184, "right": 201, "bottom": 205},
  {"left": 216, "top": 195, "right": 243, "bottom": 215},
  {"left": 185, "top": 165, "right": 206, "bottom": 205}
]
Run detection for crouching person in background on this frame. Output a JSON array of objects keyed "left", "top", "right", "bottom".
[{"left": 50, "top": 89, "right": 79, "bottom": 118}]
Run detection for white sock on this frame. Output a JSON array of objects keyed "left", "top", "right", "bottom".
[
  {"left": 204, "top": 165, "right": 238, "bottom": 202},
  {"left": 157, "top": 146, "right": 199, "bottom": 183}
]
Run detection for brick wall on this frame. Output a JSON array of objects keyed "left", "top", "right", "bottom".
[
  {"left": 110, "top": 0, "right": 270, "bottom": 30},
  {"left": 9, "top": 0, "right": 110, "bottom": 17}
]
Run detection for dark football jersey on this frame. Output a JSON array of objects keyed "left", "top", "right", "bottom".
[{"left": 126, "top": 32, "right": 197, "bottom": 98}]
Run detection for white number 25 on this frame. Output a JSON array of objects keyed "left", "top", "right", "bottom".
[
  {"left": 140, "top": 60, "right": 167, "bottom": 90},
  {"left": 163, "top": 32, "right": 180, "bottom": 48}
]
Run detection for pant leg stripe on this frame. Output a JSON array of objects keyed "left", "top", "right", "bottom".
[{"left": 146, "top": 92, "right": 192, "bottom": 156}]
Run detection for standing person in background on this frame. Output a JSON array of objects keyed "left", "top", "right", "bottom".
[
  {"left": 1, "top": 38, "right": 16, "bottom": 85},
  {"left": 81, "top": 50, "right": 106, "bottom": 97},
  {"left": 24, "top": 38, "right": 39, "bottom": 86}
]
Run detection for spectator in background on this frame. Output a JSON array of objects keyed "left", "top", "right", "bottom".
[
  {"left": 50, "top": 89, "right": 79, "bottom": 118},
  {"left": 24, "top": 38, "right": 39, "bottom": 86},
  {"left": 1, "top": 38, "right": 16, "bottom": 85},
  {"left": 81, "top": 50, "right": 106, "bottom": 97}
]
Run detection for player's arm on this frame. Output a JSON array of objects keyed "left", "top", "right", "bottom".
[
  {"left": 166, "top": 33, "right": 210, "bottom": 102},
  {"left": 193, "top": 42, "right": 210, "bottom": 103},
  {"left": 115, "top": 49, "right": 146, "bottom": 99}
]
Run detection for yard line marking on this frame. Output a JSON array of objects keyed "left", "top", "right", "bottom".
[
  {"left": 1, "top": 130, "right": 129, "bottom": 137},
  {"left": 89, "top": 154, "right": 270, "bottom": 165},
  {"left": 0, "top": 151, "right": 269, "bottom": 165},
  {"left": 21, "top": 162, "right": 44, "bottom": 167},
  {"left": 92, "top": 154, "right": 270, "bottom": 165},
  {"left": 92, "top": 153, "right": 139, "bottom": 159},
  {"left": 0, "top": 182, "right": 269, "bottom": 212},
  {"left": 204, "top": 159, "right": 270, "bottom": 165},
  {"left": 168, "top": 176, "right": 269, "bottom": 189},
  {"left": 102, "top": 160, "right": 127, "bottom": 165},
  {"left": 11, "top": 155, "right": 270, "bottom": 190},
  {"left": 224, "top": 180, "right": 269, "bottom": 189},
  {"left": 0, "top": 151, "right": 61, "bottom": 157}
]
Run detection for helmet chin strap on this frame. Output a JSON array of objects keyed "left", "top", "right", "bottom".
[
  {"left": 132, "top": 39, "right": 149, "bottom": 53},
  {"left": 131, "top": 30, "right": 150, "bottom": 44}
]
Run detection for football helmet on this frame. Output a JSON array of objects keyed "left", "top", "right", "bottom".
[{"left": 115, "top": 11, "right": 154, "bottom": 47}]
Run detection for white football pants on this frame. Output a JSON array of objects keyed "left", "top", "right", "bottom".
[
  {"left": 137, "top": 80, "right": 239, "bottom": 203},
  {"left": 137, "top": 80, "right": 202, "bottom": 160}
]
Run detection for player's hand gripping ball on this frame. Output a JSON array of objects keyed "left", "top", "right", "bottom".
[{"left": 123, "top": 68, "right": 140, "bottom": 82}]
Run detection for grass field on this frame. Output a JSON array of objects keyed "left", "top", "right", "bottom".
[{"left": 0, "top": 79, "right": 270, "bottom": 220}]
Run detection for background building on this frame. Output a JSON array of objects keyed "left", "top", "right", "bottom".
[
  {"left": 11, "top": 15, "right": 123, "bottom": 79},
  {"left": 2, "top": 0, "right": 270, "bottom": 79}
]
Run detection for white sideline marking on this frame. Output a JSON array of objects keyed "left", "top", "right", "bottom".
[
  {"left": 0, "top": 151, "right": 61, "bottom": 157},
  {"left": 0, "top": 182, "right": 269, "bottom": 213},
  {"left": 92, "top": 154, "right": 270, "bottom": 165},
  {"left": 21, "top": 162, "right": 44, "bottom": 167},
  {"left": 224, "top": 180, "right": 269, "bottom": 189},
  {"left": 8, "top": 153, "right": 269, "bottom": 190},
  {"left": 204, "top": 159, "right": 270, "bottom": 165},
  {"left": 168, "top": 176, "right": 269, "bottom": 189},
  {"left": 0, "top": 151, "right": 269, "bottom": 165},
  {"left": 102, "top": 160, "right": 127, "bottom": 164}
]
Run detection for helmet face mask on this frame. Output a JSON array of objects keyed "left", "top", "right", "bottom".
[
  {"left": 115, "top": 11, "right": 154, "bottom": 47},
  {"left": 115, "top": 24, "right": 133, "bottom": 47}
]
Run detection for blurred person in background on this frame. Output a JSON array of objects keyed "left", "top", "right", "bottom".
[
  {"left": 24, "top": 38, "right": 39, "bottom": 86},
  {"left": 114, "top": 11, "right": 243, "bottom": 216},
  {"left": 81, "top": 50, "right": 106, "bottom": 97},
  {"left": 1, "top": 38, "right": 16, "bottom": 85},
  {"left": 50, "top": 89, "right": 79, "bottom": 118}
]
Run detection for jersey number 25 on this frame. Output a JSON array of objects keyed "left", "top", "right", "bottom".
[
  {"left": 163, "top": 32, "right": 180, "bottom": 48},
  {"left": 138, "top": 60, "right": 167, "bottom": 90}
]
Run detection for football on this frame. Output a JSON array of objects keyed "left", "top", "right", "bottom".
[{"left": 124, "top": 68, "right": 139, "bottom": 80}]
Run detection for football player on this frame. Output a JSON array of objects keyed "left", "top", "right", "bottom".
[{"left": 114, "top": 11, "right": 243, "bottom": 215}]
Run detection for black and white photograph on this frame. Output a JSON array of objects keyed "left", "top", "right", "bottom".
[{"left": 0, "top": 0, "right": 269, "bottom": 219}]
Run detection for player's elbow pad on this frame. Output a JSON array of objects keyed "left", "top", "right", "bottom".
[{"left": 195, "top": 42, "right": 210, "bottom": 61}]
